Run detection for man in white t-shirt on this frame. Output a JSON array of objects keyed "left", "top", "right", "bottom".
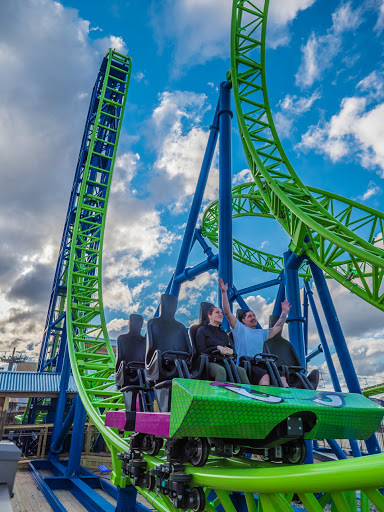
[{"left": 219, "top": 278, "right": 291, "bottom": 386}]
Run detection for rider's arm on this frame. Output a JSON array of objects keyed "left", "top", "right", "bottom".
[
  {"left": 218, "top": 278, "right": 237, "bottom": 330},
  {"left": 267, "top": 300, "right": 292, "bottom": 340}
]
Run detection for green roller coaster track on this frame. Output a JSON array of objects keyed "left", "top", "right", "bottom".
[{"left": 63, "top": 4, "right": 384, "bottom": 512}]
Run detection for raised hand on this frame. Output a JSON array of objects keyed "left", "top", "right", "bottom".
[
  {"left": 281, "top": 300, "right": 292, "bottom": 315},
  {"left": 218, "top": 277, "right": 228, "bottom": 292}
]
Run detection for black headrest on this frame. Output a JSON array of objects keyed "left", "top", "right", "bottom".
[
  {"left": 199, "top": 302, "right": 215, "bottom": 324},
  {"left": 269, "top": 314, "right": 279, "bottom": 328},
  {"left": 129, "top": 313, "right": 144, "bottom": 334},
  {"left": 159, "top": 294, "right": 177, "bottom": 319},
  {"left": 236, "top": 308, "right": 248, "bottom": 321}
]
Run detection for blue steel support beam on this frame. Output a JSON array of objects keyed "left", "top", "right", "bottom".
[
  {"left": 66, "top": 395, "right": 87, "bottom": 477},
  {"left": 232, "top": 277, "right": 282, "bottom": 299},
  {"left": 283, "top": 251, "right": 306, "bottom": 366},
  {"left": 170, "top": 103, "right": 220, "bottom": 297},
  {"left": 303, "top": 285, "right": 309, "bottom": 356},
  {"left": 272, "top": 281, "right": 286, "bottom": 316},
  {"left": 308, "top": 260, "right": 380, "bottom": 455},
  {"left": 306, "top": 345, "right": 323, "bottom": 362},
  {"left": 218, "top": 81, "right": 233, "bottom": 330},
  {"left": 174, "top": 255, "right": 219, "bottom": 285}
]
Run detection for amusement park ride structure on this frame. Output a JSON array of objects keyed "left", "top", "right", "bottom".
[{"left": 19, "top": 1, "right": 384, "bottom": 512}]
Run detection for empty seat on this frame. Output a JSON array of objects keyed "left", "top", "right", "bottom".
[
  {"left": 146, "top": 294, "right": 193, "bottom": 411},
  {"left": 115, "top": 314, "right": 152, "bottom": 420},
  {"left": 264, "top": 315, "right": 319, "bottom": 390}
]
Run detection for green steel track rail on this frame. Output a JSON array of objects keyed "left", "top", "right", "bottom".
[
  {"left": 230, "top": 0, "right": 384, "bottom": 310},
  {"left": 62, "top": 14, "right": 384, "bottom": 512},
  {"left": 202, "top": 182, "right": 384, "bottom": 305}
]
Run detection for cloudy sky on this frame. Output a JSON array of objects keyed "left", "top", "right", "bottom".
[{"left": 1, "top": 0, "right": 384, "bottom": 388}]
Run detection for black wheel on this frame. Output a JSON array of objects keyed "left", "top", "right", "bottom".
[
  {"left": 232, "top": 445, "right": 244, "bottom": 457},
  {"left": 146, "top": 436, "right": 163, "bottom": 456},
  {"left": 190, "top": 487, "right": 205, "bottom": 512},
  {"left": 146, "top": 473, "right": 156, "bottom": 491},
  {"left": 282, "top": 439, "right": 306, "bottom": 464},
  {"left": 189, "top": 437, "right": 210, "bottom": 467}
]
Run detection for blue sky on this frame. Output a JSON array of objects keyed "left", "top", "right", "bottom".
[{"left": 1, "top": 0, "right": 384, "bottom": 386}]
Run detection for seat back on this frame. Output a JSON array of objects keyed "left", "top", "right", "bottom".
[
  {"left": 264, "top": 314, "right": 302, "bottom": 367},
  {"left": 115, "top": 314, "right": 146, "bottom": 372},
  {"left": 146, "top": 294, "right": 192, "bottom": 383}
]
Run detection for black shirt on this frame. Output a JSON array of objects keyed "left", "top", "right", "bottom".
[{"left": 195, "top": 324, "right": 233, "bottom": 354}]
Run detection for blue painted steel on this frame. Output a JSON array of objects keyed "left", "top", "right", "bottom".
[
  {"left": 49, "top": 330, "right": 71, "bottom": 457},
  {"left": 170, "top": 103, "right": 220, "bottom": 297},
  {"left": 303, "top": 286, "right": 309, "bottom": 356},
  {"left": 49, "top": 399, "right": 76, "bottom": 458},
  {"left": 115, "top": 486, "right": 138, "bottom": 512},
  {"left": 308, "top": 260, "right": 381, "bottom": 455},
  {"left": 283, "top": 251, "right": 306, "bottom": 366},
  {"left": 174, "top": 255, "right": 219, "bottom": 284},
  {"left": 304, "top": 440, "right": 314, "bottom": 465},
  {"left": 306, "top": 345, "right": 323, "bottom": 362},
  {"left": 232, "top": 277, "right": 282, "bottom": 299},
  {"left": 37, "top": 63, "right": 105, "bottom": 374},
  {"left": 272, "top": 281, "right": 286, "bottom": 316},
  {"left": 0, "top": 371, "right": 77, "bottom": 394},
  {"left": 218, "top": 81, "right": 233, "bottom": 330},
  {"left": 326, "top": 439, "right": 347, "bottom": 460},
  {"left": 303, "top": 281, "right": 340, "bottom": 391},
  {"left": 66, "top": 395, "right": 87, "bottom": 477}
]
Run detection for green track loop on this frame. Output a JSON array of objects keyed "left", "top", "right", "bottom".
[{"left": 230, "top": 0, "right": 384, "bottom": 309}]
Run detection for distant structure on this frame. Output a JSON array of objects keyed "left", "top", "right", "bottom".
[{"left": 0, "top": 348, "right": 28, "bottom": 371}]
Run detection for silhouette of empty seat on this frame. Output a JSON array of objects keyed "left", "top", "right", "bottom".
[
  {"left": 115, "top": 314, "right": 153, "bottom": 425},
  {"left": 146, "top": 294, "right": 193, "bottom": 411},
  {"left": 264, "top": 315, "right": 319, "bottom": 390}
]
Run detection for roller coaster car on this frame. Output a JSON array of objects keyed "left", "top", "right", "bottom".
[
  {"left": 115, "top": 314, "right": 153, "bottom": 417},
  {"left": 189, "top": 301, "right": 243, "bottom": 383}
]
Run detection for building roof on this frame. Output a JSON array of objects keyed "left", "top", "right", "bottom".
[{"left": 0, "top": 371, "right": 77, "bottom": 398}]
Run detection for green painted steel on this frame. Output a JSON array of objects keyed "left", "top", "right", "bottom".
[
  {"left": 202, "top": 182, "right": 384, "bottom": 302},
  {"left": 363, "top": 384, "right": 384, "bottom": 397},
  {"left": 169, "top": 379, "right": 383, "bottom": 440},
  {"left": 229, "top": 0, "right": 384, "bottom": 311}
]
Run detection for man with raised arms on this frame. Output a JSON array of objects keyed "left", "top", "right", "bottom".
[{"left": 218, "top": 278, "right": 291, "bottom": 386}]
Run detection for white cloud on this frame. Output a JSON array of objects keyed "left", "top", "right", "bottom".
[
  {"left": 298, "top": 79, "right": 384, "bottom": 175},
  {"left": 233, "top": 169, "right": 253, "bottom": 185},
  {"left": 106, "top": 317, "right": 129, "bottom": 333},
  {"left": 279, "top": 90, "right": 321, "bottom": 113},
  {"left": 359, "top": 181, "right": 382, "bottom": 201},
  {"left": 134, "top": 71, "right": 145, "bottom": 82},
  {"left": 150, "top": 91, "right": 219, "bottom": 210},
  {"left": 296, "top": 2, "right": 362, "bottom": 88},
  {"left": 150, "top": 0, "right": 316, "bottom": 74},
  {"left": 374, "top": 0, "right": 384, "bottom": 34}
]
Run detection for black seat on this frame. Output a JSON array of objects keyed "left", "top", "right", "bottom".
[
  {"left": 146, "top": 294, "right": 193, "bottom": 411},
  {"left": 264, "top": 315, "right": 319, "bottom": 390},
  {"left": 189, "top": 301, "right": 214, "bottom": 347},
  {"left": 115, "top": 314, "right": 153, "bottom": 427}
]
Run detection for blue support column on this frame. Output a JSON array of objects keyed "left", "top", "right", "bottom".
[
  {"left": 308, "top": 260, "right": 381, "bottom": 455},
  {"left": 272, "top": 281, "right": 286, "bottom": 316},
  {"left": 66, "top": 395, "right": 87, "bottom": 477},
  {"left": 303, "top": 285, "right": 309, "bottom": 356},
  {"left": 283, "top": 251, "right": 306, "bottom": 366},
  {"left": 217, "top": 81, "right": 233, "bottom": 330},
  {"left": 49, "top": 322, "right": 71, "bottom": 458},
  {"left": 170, "top": 103, "right": 220, "bottom": 297},
  {"left": 115, "top": 486, "right": 137, "bottom": 512}
]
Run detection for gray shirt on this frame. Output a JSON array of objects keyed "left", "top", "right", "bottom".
[{"left": 231, "top": 320, "right": 269, "bottom": 358}]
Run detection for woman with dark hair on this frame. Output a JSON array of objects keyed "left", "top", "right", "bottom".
[{"left": 196, "top": 306, "right": 250, "bottom": 384}]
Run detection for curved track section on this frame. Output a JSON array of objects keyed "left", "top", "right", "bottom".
[
  {"left": 230, "top": 0, "right": 384, "bottom": 309},
  {"left": 202, "top": 182, "right": 384, "bottom": 307}
]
